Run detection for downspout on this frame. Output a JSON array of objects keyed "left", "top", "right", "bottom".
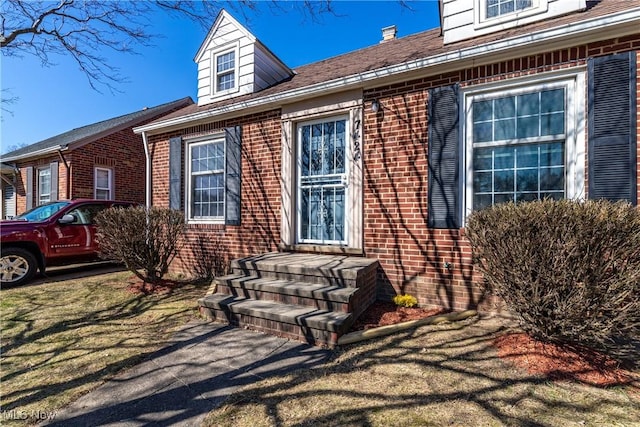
[
  {"left": 57, "top": 150, "right": 70, "bottom": 199},
  {"left": 142, "top": 131, "right": 151, "bottom": 209}
]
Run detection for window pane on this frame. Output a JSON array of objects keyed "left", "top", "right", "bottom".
[
  {"left": 473, "top": 100, "right": 493, "bottom": 122},
  {"left": 541, "top": 112, "right": 564, "bottom": 135},
  {"left": 541, "top": 89, "right": 564, "bottom": 113},
  {"left": 540, "top": 167, "right": 565, "bottom": 191},
  {"left": 217, "top": 72, "right": 234, "bottom": 91},
  {"left": 517, "top": 169, "right": 538, "bottom": 192},
  {"left": 517, "top": 116, "right": 539, "bottom": 138},
  {"left": 96, "top": 189, "right": 110, "bottom": 200},
  {"left": 493, "top": 147, "right": 514, "bottom": 169},
  {"left": 216, "top": 51, "right": 235, "bottom": 72},
  {"left": 495, "top": 119, "right": 515, "bottom": 140},
  {"left": 473, "top": 122, "right": 493, "bottom": 143},
  {"left": 474, "top": 171, "right": 493, "bottom": 193},
  {"left": 96, "top": 169, "right": 110, "bottom": 188},
  {"left": 540, "top": 143, "right": 564, "bottom": 166},
  {"left": 494, "top": 96, "right": 515, "bottom": 119},
  {"left": 517, "top": 92, "right": 539, "bottom": 116},
  {"left": 473, "top": 149, "right": 493, "bottom": 170},
  {"left": 472, "top": 142, "right": 566, "bottom": 210},
  {"left": 494, "top": 170, "right": 514, "bottom": 192}
]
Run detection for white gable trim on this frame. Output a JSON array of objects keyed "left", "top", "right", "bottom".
[{"left": 194, "top": 9, "right": 256, "bottom": 63}]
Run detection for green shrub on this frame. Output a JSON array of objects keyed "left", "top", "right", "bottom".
[
  {"left": 465, "top": 199, "right": 640, "bottom": 363},
  {"left": 96, "top": 206, "right": 186, "bottom": 285},
  {"left": 393, "top": 294, "right": 418, "bottom": 308}
]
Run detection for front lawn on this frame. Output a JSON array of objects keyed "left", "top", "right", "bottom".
[
  {"left": 0, "top": 269, "right": 208, "bottom": 426},
  {"left": 203, "top": 316, "right": 640, "bottom": 427}
]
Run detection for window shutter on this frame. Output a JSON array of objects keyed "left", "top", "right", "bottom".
[
  {"left": 428, "top": 84, "right": 461, "bottom": 228},
  {"left": 50, "top": 161, "right": 59, "bottom": 201},
  {"left": 588, "top": 51, "right": 637, "bottom": 205},
  {"left": 169, "top": 137, "right": 182, "bottom": 210},
  {"left": 225, "top": 126, "right": 242, "bottom": 226},
  {"left": 25, "top": 166, "right": 33, "bottom": 210}
]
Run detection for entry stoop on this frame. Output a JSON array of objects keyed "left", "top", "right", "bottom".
[{"left": 198, "top": 252, "right": 379, "bottom": 347}]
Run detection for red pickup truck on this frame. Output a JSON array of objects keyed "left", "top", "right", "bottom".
[{"left": 1, "top": 199, "right": 134, "bottom": 286}]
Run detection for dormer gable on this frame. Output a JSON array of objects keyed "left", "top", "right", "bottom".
[
  {"left": 195, "top": 10, "right": 294, "bottom": 106},
  {"left": 441, "top": 0, "right": 587, "bottom": 44}
]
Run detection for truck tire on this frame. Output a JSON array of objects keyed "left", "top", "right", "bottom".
[{"left": 0, "top": 247, "right": 38, "bottom": 287}]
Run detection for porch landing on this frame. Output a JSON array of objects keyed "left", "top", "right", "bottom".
[{"left": 198, "top": 252, "right": 380, "bottom": 347}]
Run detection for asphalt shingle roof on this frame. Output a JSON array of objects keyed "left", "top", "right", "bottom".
[
  {"left": 2, "top": 97, "right": 193, "bottom": 160},
  {"left": 152, "top": 0, "right": 634, "bottom": 124}
]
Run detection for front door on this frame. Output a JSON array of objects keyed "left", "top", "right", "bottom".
[{"left": 297, "top": 117, "right": 348, "bottom": 245}]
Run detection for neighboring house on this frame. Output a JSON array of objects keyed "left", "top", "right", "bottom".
[
  {"left": 1, "top": 97, "right": 193, "bottom": 218},
  {"left": 133, "top": 0, "right": 638, "bottom": 342}
]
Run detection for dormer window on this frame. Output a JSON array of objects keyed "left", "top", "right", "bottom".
[
  {"left": 212, "top": 45, "right": 239, "bottom": 96},
  {"left": 487, "top": 0, "right": 533, "bottom": 18}
]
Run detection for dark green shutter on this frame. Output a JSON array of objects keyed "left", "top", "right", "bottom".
[
  {"left": 588, "top": 51, "right": 637, "bottom": 205},
  {"left": 428, "top": 84, "right": 461, "bottom": 228},
  {"left": 225, "top": 126, "right": 242, "bottom": 226},
  {"left": 25, "top": 166, "right": 33, "bottom": 209},
  {"left": 169, "top": 137, "right": 182, "bottom": 210}
]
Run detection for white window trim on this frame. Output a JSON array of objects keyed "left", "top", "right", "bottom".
[
  {"left": 37, "top": 167, "right": 51, "bottom": 205},
  {"left": 211, "top": 43, "right": 240, "bottom": 97},
  {"left": 461, "top": 69, "right": 586, "bottom": 221},
  {"left": 295, "top": 115, "right": 350, "bottom": 246},
  {"left": 475, "top": 0, "right": 548, "bottom": 29},
  {"left": 185, "top": 134, "right": 226, "bottom": 225},
  {"left": 94, "top": 167, "right": 114, "bottom": 200}
]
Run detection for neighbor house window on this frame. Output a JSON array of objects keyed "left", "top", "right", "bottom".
[
  {"left": 37, "top": 167, "right": 51, "bottom": 205},
  {"left": 214, "top": 49, "right": 236, "bottom": 93},
  {"left": 486, "top": 0, "right": 533, "bottom": 18},
  {"left": 464, "top": 74, "right": 585, "bottom": 215},
  {"left": 94, "top": 167, "right": 113, "bottom": 200},
  {"left": 187, "top": 138, "right": 225, "bottom": 221}
]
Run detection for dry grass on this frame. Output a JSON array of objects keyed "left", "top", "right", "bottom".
[
  {"left": 0, "top": 268, "right": 208, "bottom": 426},
  {"left": 202, "top": 316, "right": 640, "bottom": 427}
]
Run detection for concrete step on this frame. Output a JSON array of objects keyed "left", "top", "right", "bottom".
[
  {"left": 198, "top": 293, "right": 353, "bottom": 347},
  {"left": 231, "top": 252, "right": 379, "bottom": 288},
  {"left": 214, "top": 274, "right": 358, "bottom": 312}
]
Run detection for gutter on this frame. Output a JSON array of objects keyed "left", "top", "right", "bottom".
[
  {"left": 2, "top": 145, "right": 68, "bottom": 163},
  {"left": 141, "top": 131, "right": 151, "bottom": 209},
  {"left": 134, "top": 7, "right": 640, "bottom": 135}
]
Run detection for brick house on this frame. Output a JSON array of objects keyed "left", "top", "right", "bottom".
[
  {"left": 1, "top": 97, "right": 193, "bottom": 218},
  {"left": 134, "top": 0, "right": 639, "bottom": 345}
]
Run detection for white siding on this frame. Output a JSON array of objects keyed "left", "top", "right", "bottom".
[
  {"left": 2, "top": 183, "right": 16, "bottom": 219},
  {"left": 443, "top": 0, "right": 587, "bottom": 44},
  {"left": 196, "top": 10, "right": 293, "bottom": 106}
]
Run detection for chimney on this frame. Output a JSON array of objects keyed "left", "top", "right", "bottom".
[{"left": 381, "top": 25, "right": 397, "bottom": 43}]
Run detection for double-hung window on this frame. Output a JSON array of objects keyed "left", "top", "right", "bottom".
[
  {"left": 214, "top": 49, "right": 236, "bottom": 94},
  {"left": 464, "top": 74, "right": 585, "bottom": 215},
  {"left": 95, "top": 167, "right": 113, "bottom": 200},
  {"left": 38, "top": 167, "right": 51, "bottom": 205},
  {"left": 187, "top": 138, "right": 225, "bottom": 222}
]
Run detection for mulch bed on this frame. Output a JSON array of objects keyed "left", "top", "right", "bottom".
[
  {"left": 351, "top": 301, "right": 446, "bottom": 331},
  {"left": 125, "top": 277, "right": 185, "bottom": 295},
  {"left": 354, "top": 301, "right": 637, "bottom": 389},
  {"left": 493, "top": 332, "right": 637, "bottom": 388}
]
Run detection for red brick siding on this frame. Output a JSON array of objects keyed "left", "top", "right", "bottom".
[
  {"left": 70, "top": 128, "right": 146, "bottom": 202},
  {"left": 362, "top": 36, "right": 640, "bottom": 311},
  {"left": 148, "top": 110, "right": 283, "bottom": 273},
  {"left": 150, "top": 35, "right": 639, "bottom": 313}
]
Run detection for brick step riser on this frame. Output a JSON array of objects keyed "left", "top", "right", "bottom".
[
  {"left": 215, "top": 284, "right": 351, "bottom": 312},
  {"left": 199, "top": 306, "right": 339, "bottom": 347},
  {"left": 231, "top": 267, "right": 360, "bottom": 288}
]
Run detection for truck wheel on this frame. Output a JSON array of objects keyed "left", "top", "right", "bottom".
[{"left": 0, "top": 248, "right": 38, "bottom": 287}]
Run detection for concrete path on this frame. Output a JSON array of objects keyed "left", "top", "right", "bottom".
[{"left": 43, "top": 321, "right": 332, "bottom": 426}]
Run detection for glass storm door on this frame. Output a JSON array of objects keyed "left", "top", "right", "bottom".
[{"left": 297, "top": 118, "right": 348, "bottom": 245}]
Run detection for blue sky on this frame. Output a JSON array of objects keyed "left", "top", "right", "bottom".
[{"left": 1, "top": 1, "right": 440, "bottom": 153}]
